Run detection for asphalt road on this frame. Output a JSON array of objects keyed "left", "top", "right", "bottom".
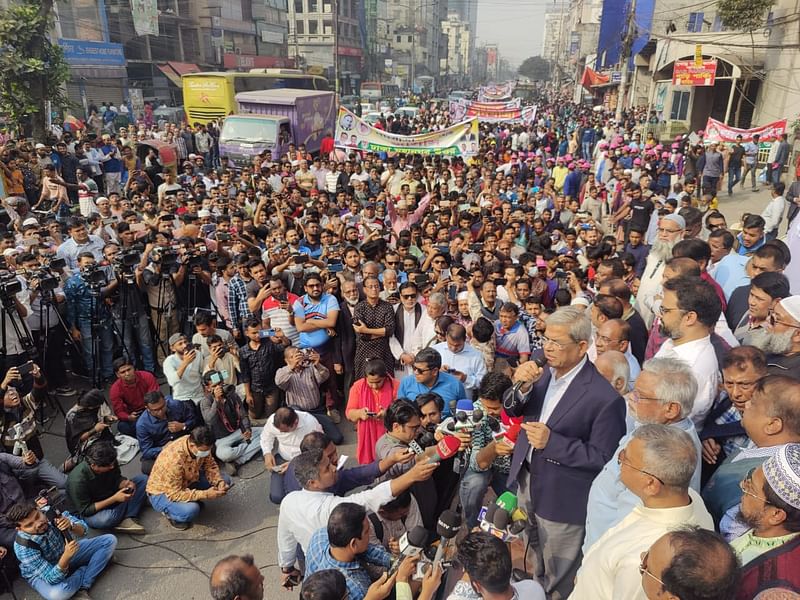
[{"left": 8, "top": 184, "right": 778, "bottom": 599}]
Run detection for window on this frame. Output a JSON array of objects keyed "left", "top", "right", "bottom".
[
  {"left": 308, "top": 19, "right": 318, "bottom": 33},
  {"left": 323, "top": 20, "right": 333, "bottom": 34},
  {"left": 295, "top": 20, "right": 305, "bottom": 34},
  {"left": 711, "top": 15, "right": 722, "bottom": 31},
  {"left": 396, "top": 35, "right": 402, "bottom": 42},
  {"left": 323, "top": 2, "right": 332, "bottom": 12},
  {"left": 669, "top": 90, "right": 690, "bottom": 120},
  {"left": 687, "top": 12, "right": 704, "bottom": 32},
  {"left": 407, "top": 35, "right": 413, "bottom": 42},
  {"left": 294, "top": 0, "right": 303, "bottom": 12},
  {"left": 56, "top": 0, "right": 103, "bottom": 41},
  {"left": 308, "top": 0, "right": 318, "bottom": 11}
]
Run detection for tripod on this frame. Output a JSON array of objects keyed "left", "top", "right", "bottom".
[
  {"left": 33, "top": 289, "right": 75, "bottom": 422},
  {"left": 151, "top": 270, "right": 179, "bottom": 361},
  {"left": 0, "top": 290, "right": 37, "bottom": 365},
  {"left": 113, "top": 271, "right": 152, "bottom": 371},
  {"left": 87, "top": 281, "right": 128, "bottom": 389}
]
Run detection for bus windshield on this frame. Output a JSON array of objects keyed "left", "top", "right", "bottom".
[{"left": 221, "top": 117, "right": 278, "bottom": 144}]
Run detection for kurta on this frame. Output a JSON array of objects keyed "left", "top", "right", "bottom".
[{"left": 353, "top": 299, "right": 396, "bottom": 379}]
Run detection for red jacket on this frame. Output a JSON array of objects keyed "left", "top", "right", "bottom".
[
  {"left": 109, "top": 371, "right": 160, "bottom": 421},
  {"left": 738, "top": 534, "right": 800, "bottom": 599}
]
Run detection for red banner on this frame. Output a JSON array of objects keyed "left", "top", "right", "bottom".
[
  {"left": 704, "top": 117, "right": 788, "bottom": 143},
  {"left": 672, "top": 59, "right": 717, "bottom": 86}
]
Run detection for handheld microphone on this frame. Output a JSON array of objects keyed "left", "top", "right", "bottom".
[
  {"left": 484, "top": 502, "right": 498, "bottom": 524},
  {"left": 387, "top": 526, "right": 429, "bottom": 575},
  {"left": 496, "top": 491, "right": 518, "bottom": 513},
  {"left": 429, "top": 435, "right": 461, "bottom": 464},
  {"left": 493, "top": 508, "right": 510, "bottom": 530},
  {"left": 504, "top": 356, "right": 547, "bottom": 412},
  {"left": 408, "top": 439, "right": 426, "bottom": 455},
  {"left": 433, "top": 510, "right": 461, "bottom": 566}
]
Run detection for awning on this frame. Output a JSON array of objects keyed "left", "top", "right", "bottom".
[
  {"left": 580, "top": 67, "right": 611, "bottom": 91},
  {"left": 156, "top": 62, "right": 201, "bottom": 87}
]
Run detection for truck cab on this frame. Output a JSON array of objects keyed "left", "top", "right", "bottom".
[{"left": 219, "top": 114, "right": 291, "bottom": 167}]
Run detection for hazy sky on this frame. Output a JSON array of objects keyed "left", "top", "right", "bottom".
[{"left": 475, "top": 0, "right": 550, "bottom": 68}]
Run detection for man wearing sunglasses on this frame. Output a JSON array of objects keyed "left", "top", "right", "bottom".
[{"left": 571, "top": 424, "right": 713, "bottom": 600}]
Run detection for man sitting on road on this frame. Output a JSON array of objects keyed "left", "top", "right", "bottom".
[
  {"left": 136, "top": 390, "right": 198, "bottom": 475},
  {"left": 108, "top": 357, "right": 159, "bottom": 437}
]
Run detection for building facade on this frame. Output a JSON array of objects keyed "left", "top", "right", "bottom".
[{"left": 441, "top": 12, "right": 471, "bottom": 87}]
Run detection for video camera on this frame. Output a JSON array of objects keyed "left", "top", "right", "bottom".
[
  {"left": 80, "top": 263, "right": 107, "bottom": 287},
  {"left": 35, "top": 486, "right": 73, "bottom": 542},
  {"left": 150, "top": 246, "right": 180, "bottom": 268},
  {"left": 114, "top": 245, "right": 143, "bottom": 270},
  {"left": 0, "top": 270, "right": 22, "bottom": 298}
]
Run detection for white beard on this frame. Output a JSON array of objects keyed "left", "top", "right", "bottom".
[{"left": 651, "top": 238, "right": 677, "bottom": 262}]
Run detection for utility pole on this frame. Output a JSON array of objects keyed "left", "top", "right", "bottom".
[
  {"left": 615, "top": 0, "right": 637, "bottom": 121},
  {"left": 333, "top": 0, "right": 340, "bottom": 94},
  {"left": 410, "top": 2, "right": 416, "bottom": 90}
]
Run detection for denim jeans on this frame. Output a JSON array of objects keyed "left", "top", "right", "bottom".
[
  {"left": 268, "top": 455, "right": 287, "bottom": 505},
  {"left": 78, "top": 320, "right": 114, "bottom": 379},
  {"left": 116, "top": 419, "right": 137, "bottom": 438},
  {"left": 727, "top": 164, "right": 741, "bottom": 193},
  {"left": 581, "top": 141, "right": 593, "bottom": 160},
  {"left": 459, "top": 467, "right": 511, "bottom": 528},
  {"left": 29, "top": 534, "right": 117, "bottom": 600},
  {"left": 215, "top": 428, "right": 264, "bottom": 466},
  {"left": 148, "top": 469, "right": 232, "bottom": 523},
  {"left": 84, "top": 474, "right": 148, "bottom": 529},
  {"left": 772, "top": 164, "right": 783, "bottom": 185},
  {"left": 113, "top": 311, "right": 156, "bottom": 373},
  {"left": 14, "top": 459, "right": 68, "bottom": 491},
  {"left": 304, "top": 407, "right": 344, "bottom": 445}
]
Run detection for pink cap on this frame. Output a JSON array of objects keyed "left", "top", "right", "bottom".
[
  {"left": 671, "top": 143, "right": 679, "bottom": 149},
  {"left": 556, "top": 157, "right": 564, "bottom": 163},
  {"left": 544, "top": 147, "right": 551, "bottom": 152},
  {"left": 568, "top": 162, "right": 575, "bottom": 169},
  {"left": 674, "top": 135, "right": 683, "bottom": 141},
  {"left": 655, "top": 144, "right": 663, "bottom": 150},
  {"left": 661, "top": 152, "right": 670, "bottom": 158},
  {"left": 697, "top": 130, "right": 705, "bottom": 135},
  {"left": 534, "top": 167, "right": 543, "bottom": 173},
  {"left": 622, "top": 145, "right": 631, "bottom": 151},
  {"left": 598, "top": 141, "right": 608, "bottom": 148},
  {"left": 633, "top": 158, "right": 642, "bottom": 165},
  {"left": 564, "top": 154, "right": 573, "bottom": 161}
]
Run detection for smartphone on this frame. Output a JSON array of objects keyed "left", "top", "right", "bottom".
[
  {"left": 416, "top": 275, "right": 430, "bottom": 286},
  {"left": 448, "top": 283, "right": 457, "bottom": 301},
  {"left": 293, "top": 254, "right": 308, "bottom": 265},
  {"left": 457, "top": 268, "right": 470, "bottom": 279},
  {"left": 259, "top": 329, "right": 276, "bottom": 339},
  {"left": 494, "top": 278, "right": 507, "bottom": 286},
  {"left": 17, "top": 361, "right": 34, "bottom": 377},
  {"left": 365, "top": 411, "right": 378, "bottom": 417},
  {"left": 102, "top": 216, "right": 117, "bottom": 226},
  {"left": 130, "top": 222, "right": 146, "bottom": 233}
]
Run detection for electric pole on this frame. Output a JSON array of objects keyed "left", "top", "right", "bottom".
[
  {"left": 333, "top": 0, "right": 340, "bottom": 94},
  {"left": 615, "top": 0, "right": 637, "bottom": 121}
]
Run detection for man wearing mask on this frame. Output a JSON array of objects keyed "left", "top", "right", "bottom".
[{"left": 163, "top": 333, "right": 205, "bottom": 404}]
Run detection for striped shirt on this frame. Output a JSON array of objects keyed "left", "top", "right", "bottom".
[
  {"left": 274, "top": 364, "right": 330, "bottom": 411},
  {"left": 227, "top": 274, "right": 252, "bottom": 332}
]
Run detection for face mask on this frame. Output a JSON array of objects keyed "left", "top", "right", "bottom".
[
  {"left": 528, "top": 267, "right": 539, "bottom": 277},
  {"left": 195, "top": 449, "right": 211, "bottom": 458}
]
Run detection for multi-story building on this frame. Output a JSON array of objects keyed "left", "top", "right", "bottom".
[
  {"left": 389, "top": 0, "right": 447, "bottom": 88},
  {"left": 541, "top": 3, "right": 570, "bottom": 74},
  {"left": 288, "top": 0, "right": 364, "bottom": 93},
  {"left": 364, "top": 0, "right": 392, "bottom": 80},
  {"left": 441, "top": 13, "right": 470, "bottom": 86},
  {"left": 448, "top": 0, "right": 477, "bottom": 75}
]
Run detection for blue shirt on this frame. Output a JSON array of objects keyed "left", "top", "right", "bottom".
[
  {"left": 56, "top": 235, "right": 106, "bottom": 270},
  {"left": 713, "top": 253, "right": 750, "bottom": 300},
  {"left": 64, "top": 272, "right": 111, "bottom": 328},
  {"left": 305, "top": 528, "right": 391, "bottom": 600},
  {"left": 15, "top": 512, "right": 88, "bottom": 585},
  {"left": 397, "top": 371, "right": 467, "bottom": 416},
  {"left": 293, "top": 293, "right": 339, "bottom": 349},
  {"left": 135, "top": 397, "right": 198, "bottom": 460}
]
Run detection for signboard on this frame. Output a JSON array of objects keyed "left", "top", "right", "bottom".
[
  {"left": 129, "top": 88, "right": 144, "bottom": 116},
  {"left": 611, "top": 71, "right": 622, "bottom": 83},
  {"left": 477, "top": 82, "right": 515, "bottom": 102},
  {"left": 223, "top": 53, "right": 294, "bottom": 69},
  {"left": 58, "top": 40, "right": 126, "bottom": 66},
  {"left": 694, "top": 44, "right": 703, "bottom": 66},
  {"left": 672, "top": 59, "right": 717, "bottom": 86},
  {"left": 704, "top": 117, "right": 788, "bottom": 143},
  {"left": 335, "top": 107, "right": 479, "bottom": 156},
  {"left": 130, "top": 0, "right": 158, "bottom": 36},
  {"left": 449, "top": 99, "right": 536, "bottom": 124}
]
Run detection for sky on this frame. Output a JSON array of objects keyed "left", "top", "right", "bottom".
[{"left": 475, "top": 0, "right": 552, "bottom": 68}]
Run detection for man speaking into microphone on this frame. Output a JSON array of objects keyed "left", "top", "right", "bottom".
[{"left": 503, "top": 306, "right": 626, "bottom": 600}]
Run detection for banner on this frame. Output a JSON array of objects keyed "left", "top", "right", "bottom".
[
  {"left": 672, "top": 59, "right": 717, "bottom": 86},
  {"left": 131, "top": 0, "right": 159, "bottom": 37},
  {"left": 704, "top": 117, "right": 788, "bottom": 144},
  {"left": 449, "top": 99, "right": 536, "bottom": 124},
  {"left": 478, "top": 82, "right": 515, "bottom": 101},
  {"left": 335, "top": 108, "right": 479, "bottom": 157}
]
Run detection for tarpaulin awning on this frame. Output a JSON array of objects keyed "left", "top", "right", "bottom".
[
  {"left": 157, "top": 62, "right": 201, "bottom": 87},
  {"left": 581, "top": 67, "right": 611, "bottom": 90}
]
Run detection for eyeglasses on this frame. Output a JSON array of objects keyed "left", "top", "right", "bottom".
[
  {"left": 769, "top": 312, "right": 800, "bottom": 329},
  {"left": 657, "top": 227, "right": 683, "bottom": 234},
  {"left": 639, "top": 551, "right": 665, "bottom": 587},
  {"left": 433, "top": 260, "right": 446, "bottom": 265},
  {"left": 626, "top": 389, "right": 661, "bottom": 404},
  {"left": 618, "top": 448, "right": 665, "bottom": 484},
  {"left": 722, "top": 377, "right": 761, "bottom": 392},
  {"left": 658, "top": 304, "right": 685, "bottom": 316},
  {"left": 541, "top": 336, "right": 576, "bottom": 350},
  {"left": 400, "top": 293, "right": 416, "bottom": 299},
  {"left": 739, "top": 467, "right": 771, "bottom": 502},
  {"left": 413, "top": 366, "right": 434, "bottom": 374},
  {"left": 386, "top": 261, "right": 399, "bottom": 266},
  {"left": 594, "top": 332, "right": 621, "bottom": 345}
]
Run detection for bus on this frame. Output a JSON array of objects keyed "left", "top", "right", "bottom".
[
  {"left": 182, "top": 69, "right": 330, "bottom": 124},
  {"left": 413, "top": 76, "right": 435, "bottom": 95},
  {"left": 360, "top": 81, "right": 401, "bottom": 101}
]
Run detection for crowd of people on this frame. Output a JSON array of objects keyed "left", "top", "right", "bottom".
[{"left": 0, "top": 88, "right": 798, "bottom": 600}]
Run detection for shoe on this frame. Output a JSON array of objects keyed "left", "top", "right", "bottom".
[
  {"left": 73, "top": 590, "right": 92, "bottom": 600},
  {"left": 114, "top": 517, "right": 146, "bottom": 534},
  {"left": 222, "top": 462, "right": 239, "bottom": 477},
  {"left": 55, "top": 386, "right": 77, "bottom": 397},
  {"left": 327, "top": 408, "right": 342, "bottom": 424},
  {"left": 167, "top": 518, "right": 192, "bottom": 531}
]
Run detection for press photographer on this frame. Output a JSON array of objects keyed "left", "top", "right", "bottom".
[
  {"left": 63, "top": 252, "right": 117, "bottom": 385},
  {"left": 0, "top": 264, "right": 32, "bottom": 374},
  {"left": 103, "top": 242, "right": 156, "bottom": 373}
]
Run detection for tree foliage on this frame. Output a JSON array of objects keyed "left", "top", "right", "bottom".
[
  {"left": 0, "top": 0, "right": 70, "bottom": 139},
  {"left": 716, "top": 0, "right": 774, "bottom": 32},
  {"left": 518, "top": 56, "right": 551, "bottom": 81}
]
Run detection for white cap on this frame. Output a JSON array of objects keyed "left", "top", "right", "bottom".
[
  {"left": 198, "top": 209, "right": 211, "bottom": 218},
  {"left": 780, "top": 296, "right": 800, "bottom": 324},
  {"left": 35, "top": 143, "right": 46, "bottom": 149},
  {"left": 22, "top": 217, "right": 39, "bottom": 227}
]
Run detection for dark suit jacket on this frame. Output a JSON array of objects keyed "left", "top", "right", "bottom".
[
  {"left": 624, "top": 309, "right": 648, "bottom": 365},
  {"left": 333, "top": 301, "right": 357, "bottom": 370},
  {"left": 725, "top": 285, "right": 749, "bottom": 331},
  {"left": 505, "top": 359, "right": 626, "bottom": 525},
  {"left": 394, "top": 303, "right": 422, "bottom": 348}
]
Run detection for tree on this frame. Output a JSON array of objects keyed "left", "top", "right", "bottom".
[
  {"left": 0, "top": 0, "right": 70, "bottom": 140},
  {"left": 518, "top": 56, "right": 552, "bottom": 81}
]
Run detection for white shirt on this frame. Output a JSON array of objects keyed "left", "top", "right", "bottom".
[
  {"left": 570, "top": 489, "right": 713, "bottom": 600},
  {"left": 277, "top": 482, "right": 396, "bottom": 566},
  {"left": 540, "top": 356, "right": 588, "bottom": 424},
  {"left": 634, "top": 254, "right": 666, "bottom": 328},
  {"left": 654, "top": 335, "right": 719, "bottom": 429},
  {"left": 259, "top": 410, "right": 322, "bottom": 459},
  {"left": 163, "top": 352, "right": 204, "bottom": 403},
  {"left": 761, "top": 195, "right": 786, "bottom": 233},
  {"left": 390, "top": 305, "right": 423, "bottom": 378},
  {"left": 411, "top": 312, "right": 438, "bottom": 354},
  {"left": 431, "top": 341, "right": 488, "bottom": 395}
]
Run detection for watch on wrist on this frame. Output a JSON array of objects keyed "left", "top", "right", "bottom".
[{"left": 281, "top": 566, "right": 295, "bottom": 574}]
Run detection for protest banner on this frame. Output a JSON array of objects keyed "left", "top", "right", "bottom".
[
  {"left": 449, "top": 99, "right": 536, "bottom": 124},
  {"left": 704, "top": 117, "right": 787, "bottom": 143}
]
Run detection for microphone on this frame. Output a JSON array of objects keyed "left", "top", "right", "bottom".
[
  {"left": 504, "top": 356, "right": 547, "bottom": 412},
  {"left": 408, "top": 439, "right": 426, "bottom": 455},
  {"left": 388, "top": 526, "right": 429, "bottom": 575},
  {"left": 428, "top": 435, "right": 461, "bottom": 464},
  {"left": 433, "top": 510, "right": 462, "bottom": 566},
  {"left": 493, "top": 508, "right": 510, "bottom": 530},
  {"left": 455, "top": 399, "right": 474, "bottom": 420},
  {"left": 496, "top": 491, "right": 518, "bottom": 513},
  {"left": 484, "top": 502, "right": 498, "bottom": 524}
]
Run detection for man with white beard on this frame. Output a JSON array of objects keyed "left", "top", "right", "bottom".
[
  {"left": 635, "top": 213, "right": 686, "bottom": 328},
  {"left": 749, "top": 295, "right": 800, "bottom": 377}
]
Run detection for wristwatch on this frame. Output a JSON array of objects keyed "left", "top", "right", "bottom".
[{"left": 281, "top": 566, "right": 295, "bottom": 574}]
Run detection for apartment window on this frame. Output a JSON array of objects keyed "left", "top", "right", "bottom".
[
  {"left": 324, "top": 20, "right": 333, "bottom": 34},
  {"left": 670, "top": 91, "right": 690, "bottom": 120},
  {"left": 396, "top": 35, "right": 402, "bottom": 42},
  {"left": 711, "top": 15, "right": 722, "bottom": 31},
  {"left": 407, "top": 35, "right": 412, "bottom": 42},
  {"left": 687, "top": 12, "right": 704, "bottom": 32},
  {"left": 295, "top": 20, "right": 305, "bottom": 33},
  {"left": 323, "top": 2, "right": 331, "bottom": 12},
  {"left": 294, "top": 0, "right": 303, "bottom": 12},
  {"left": 308, "top": 0, "right": 318, "bottom": 11},
  {"left": 308, "top": 19, "right": 318, "bottom": 33}
]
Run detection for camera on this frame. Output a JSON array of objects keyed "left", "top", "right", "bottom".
[
  {"left": 43, "top": 256, "right": 67, "bottom": 271},
  {"left": 151, "top": 246, "right": 179, "bottom": 268},
  {"left": 80, "top": 263, "right": 107, "bottom": 286},
  {"left": 0, "top": 270, "right": 22, "bottom": 297},
  {"left": 114, "top": 247, "right": 142, "bottom": 269}
]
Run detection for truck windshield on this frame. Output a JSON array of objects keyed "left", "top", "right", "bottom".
[{"left": 221, "top": 118, "right": 278, "bottom": 144}]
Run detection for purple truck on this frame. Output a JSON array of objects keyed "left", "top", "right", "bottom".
[{"left": 219, "top": 89, "right": 336, "bottom": 168}]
